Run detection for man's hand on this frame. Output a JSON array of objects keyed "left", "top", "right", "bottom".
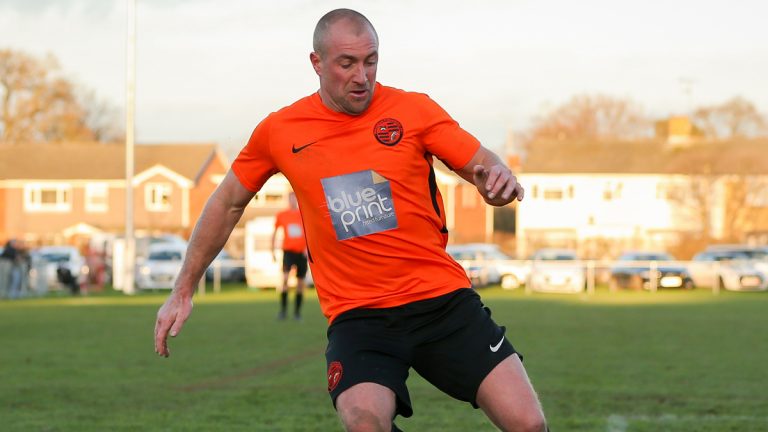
[
  {"left": 154, "top": 291, "right": 194, "bottom": 358},
  {"left": 472, "top": 164, "right": 524, "bottom": 206}
]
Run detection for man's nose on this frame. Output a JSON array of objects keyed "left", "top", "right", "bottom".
[{"left": 352, "top": 63, "right": 367, "bottom": 84}]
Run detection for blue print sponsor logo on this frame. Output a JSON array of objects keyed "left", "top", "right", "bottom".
[{"left": 321, "top": 170, "right": 398, "bottom": 241}]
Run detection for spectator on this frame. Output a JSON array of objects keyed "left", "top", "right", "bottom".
[{"left": 1, "top": 239, "right": 23, "bottom": 299}]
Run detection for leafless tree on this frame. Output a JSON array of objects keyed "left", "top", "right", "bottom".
[
  {"left": 526, "top": 94, "right": 652, "bottom": 143},
  {"left": 692, "top": 97, "right": 767, "bottom": 139},
  {"left": 667, "top": 154, "right": 768, "bottom": 245},
  {"left": 78, "top": 88, "right": 124, "bottom": 143}
]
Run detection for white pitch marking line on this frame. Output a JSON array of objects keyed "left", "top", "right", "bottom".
[{"left": 606, "top": 414, "right": 628, "bottom": 432}]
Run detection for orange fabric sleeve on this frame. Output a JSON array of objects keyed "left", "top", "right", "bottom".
[
  {"left": 415, "top": 93, "right": 481, "bottom": 171},
  {"left": 232, "top": 116, "right": 279, "bottom": 193}
]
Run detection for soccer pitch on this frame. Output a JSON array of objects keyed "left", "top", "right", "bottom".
[{"left": 1, "top": 287, "right": 766, "bottom": 431}]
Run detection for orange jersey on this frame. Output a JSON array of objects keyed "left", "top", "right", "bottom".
[
  {"left": 274, "top": 209, "right": 306, "bottom": 253},
  {"left": 233, "top": 83, "right": 478, "bottom": 322}
]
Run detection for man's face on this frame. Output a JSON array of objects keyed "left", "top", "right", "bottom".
[{"left": 311, "top": 19, "right": 378, "bottom": 115}]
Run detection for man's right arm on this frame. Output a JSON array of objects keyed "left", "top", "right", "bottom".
[{"left": 154, "top": 170, "right": 256, "bottom": 357}]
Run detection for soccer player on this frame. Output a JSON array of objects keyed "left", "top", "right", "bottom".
[
  {"left": 155, "top": 8, "right": 547, "bottom": 432},
  {"left": 271, "top": 192, "right": 308, "bottom": 320}
]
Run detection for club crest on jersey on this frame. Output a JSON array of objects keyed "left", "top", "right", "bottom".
[
  {"left": 373, "top": 118, "right": 404, "bottom": 146},
  {"left": 321, "top": 170, "right": 399, "bottom": 241},
  {"left": 327, "top": 361, "right": 343, "bottom": 392}
]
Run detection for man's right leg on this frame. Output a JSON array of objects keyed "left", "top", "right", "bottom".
[
  {"left": 336, "top": 383, "right": 397, "bottom": 432},
  {"left": 326, "top": 310, "right": 413, "bottom": 431}
]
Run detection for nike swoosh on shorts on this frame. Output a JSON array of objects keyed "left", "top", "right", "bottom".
[{"left": 490, "top": 336, "right": 504, "bottom": 352}]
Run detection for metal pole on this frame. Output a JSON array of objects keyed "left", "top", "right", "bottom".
[
  {"left": 197, "top": 276, "right": 206, "bottom": 297},
  {"left": 586, "top": 260, "right": 595, "bottom": 296},
  {"left": 214, "top": 261, "right": 221, "bottom": 294},
  {"left": 123, "top": 0, "right": 136, "bottom": 294},
  {"left": 650, "top": 260, "right": 658, "bottom": 293}
]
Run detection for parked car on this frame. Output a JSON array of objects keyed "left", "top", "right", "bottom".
[
  {"left": 688, "top": 250, "right": 768, "bottom": 292},
  {"left": 446, "top": 243, "right": 530, "bottom": 289},
  {"left": 527, "top": 249, "right": 585, "bottom": 293},
  {"left": 701, "top": 245, "right": 768, "bottom": 275},
  {"left": 32, "top": 246, "right": 88, "bottom": 291},
  {"left": 447, "top": 244, "right": 491, "bottom": 287},
  {"left": 206, "top": 250, "right": 246, "bottom": 283},
  {"left": 610, "top": 251, "right": 693, "bottom": 290},
  {"left": 136, "top": 243, "right": 186, "bottom": 289}
]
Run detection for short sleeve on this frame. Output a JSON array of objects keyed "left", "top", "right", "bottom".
[
  {"left": 416, "top": 94, "right": 481, "bottom": 170},
  {"left": 232, "top": 115, "right": 280, "bottom": 192}
]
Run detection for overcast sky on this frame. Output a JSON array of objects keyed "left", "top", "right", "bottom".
[{"left": 1, "top": 0, "right": 767, "bottom": 157}]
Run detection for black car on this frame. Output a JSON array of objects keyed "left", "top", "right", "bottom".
[{"left": 609, "top": 251, "right": 694, "bottom": 290}]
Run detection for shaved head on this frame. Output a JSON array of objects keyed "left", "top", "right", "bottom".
[{"left": 313, "top": 8, "right": 378, "bottom": 57}]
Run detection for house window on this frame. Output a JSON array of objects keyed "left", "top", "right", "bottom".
[
  {"left": 543, "top": 189, "right": 563, "bottom": 200},
  {"left": 462, "top": 185, "right": 477, "bottom": 208},
  {"left": 604, "top": 182, "right": 623, "bottom": 200},
  {"left": 145, "top": 183, "right": 172, "bottom": 212},
  {"left": 24, "top": 184, "right": 72, "bottom": 212},
  {"left": 85, "top": 183, "right": 109, "bottom": 213},
  {"left": 656, "top": 183, "right": 686, "bottom": 201}
]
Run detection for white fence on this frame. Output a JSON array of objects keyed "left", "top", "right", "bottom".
[{"left": 460, "top": 258, "right": 768, "bottom": 294}]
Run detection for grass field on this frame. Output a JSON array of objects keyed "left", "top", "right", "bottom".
[{"left": 1, "top": 285, "right": 767, "bottom": 431}]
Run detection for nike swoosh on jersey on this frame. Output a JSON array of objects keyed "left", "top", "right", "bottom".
[
  {"left": 292, "top": 141, "right": 317, "bottom": 153},
  {"left": 490, "top": 336, "right": 505, "bottom": 352}
]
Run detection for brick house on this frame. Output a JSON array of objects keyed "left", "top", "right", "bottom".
[{"left": 0, "top": 143, "right": 228, "bottom": 247}]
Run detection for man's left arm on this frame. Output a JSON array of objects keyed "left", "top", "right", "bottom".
[{"left": 455, "top": 145, "right": 524, "bottom": 206}]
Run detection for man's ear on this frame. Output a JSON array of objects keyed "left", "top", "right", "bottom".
[{"left": 310, "top": 52, "right": 322, "bottom": 76}]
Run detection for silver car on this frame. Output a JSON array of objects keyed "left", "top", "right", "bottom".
[
  {"left": 136, "top": 244, "right": 186, "bottom": 290},
  {"left": 527, "top": 249, "right": 585, "bottom": 293},
  {"left": 688, "top": 249, "right": 768, "bottom": 292},
  {"left": 446, "top": 243, "right": 529, "bottom": 289}
]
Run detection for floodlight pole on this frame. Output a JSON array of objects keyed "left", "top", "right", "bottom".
[{"left": 124, "top": 0, "right": 137, "bottom": 294}]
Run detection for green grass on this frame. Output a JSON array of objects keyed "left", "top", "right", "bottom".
[{"left": 1, "top": 286, "right": 766, "bottom": 431}]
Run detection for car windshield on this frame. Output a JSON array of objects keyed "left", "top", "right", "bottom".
[
  {"left": 536, "top": 252, "right": 576, "bottom": 261},
  {"left": 38, "top": 252, "right": 71, "bottom": 263},
  {"left": 486, "top": 250, "right": 511, "bottom": 260},
  {"left": 620, "top": 253, "right": 671, "bottom": 261},
  {"left": 744, "top": 250, "right": 768, "bottom": 259},
  {"left": 712, "top": 252, "right": 750, "bottom": 261},
  {"left": 148, "top": 250, "right": 182, "bottom": 261},
  {"left": 449, "top": 251, "right": 476, "bottom": 260}
]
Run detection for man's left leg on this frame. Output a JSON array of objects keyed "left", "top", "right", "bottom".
[
  {"left": 293, "top": 254, "right": 308, "bottom": 320},
  {"left": 476, "top": 354, "right": 547, "bottom": 432},
  {"left": 410, "top": 289, "right": 547, "bottom": 432},
  {"left": 294, "top": 277, "right": 305, "bottom": 320}
]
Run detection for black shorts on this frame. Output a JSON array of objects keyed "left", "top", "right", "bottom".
[
  {"left": 325, "top": 288, "right": 518, "bottom": 418},
  {"left": 282, "top": 251, "right": 308, "bottom": 278}
]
